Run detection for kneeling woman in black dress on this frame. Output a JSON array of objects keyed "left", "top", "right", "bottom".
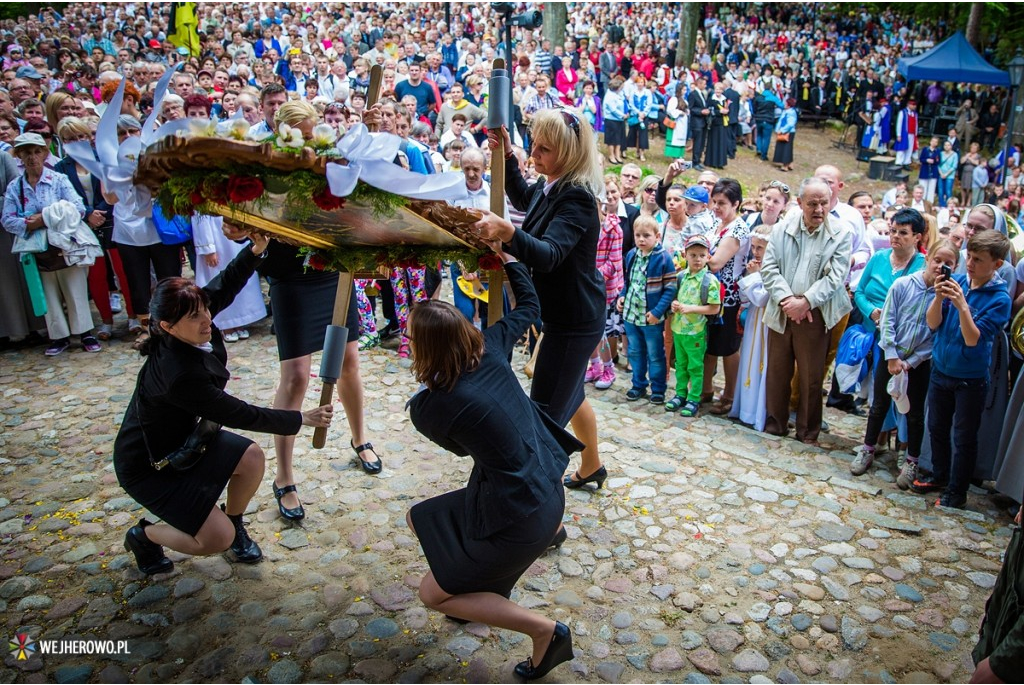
[
  {"left": 405, "top": 255, "right": 579, "bottom": 681},
  {"left": 114, "top": 231, "right": 333, "bottom": 575}
]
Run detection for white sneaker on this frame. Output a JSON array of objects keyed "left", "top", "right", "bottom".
[
  {"left": 237, "top": 329, "right": 250, "bottom": 340},
  {"left": 849, "top": 445, "right": 875, "bottom": 476},
  {"left": 896, "top": 460, "right": 918, "bottom": 490},
  {"left": 223, "top": 330, "right": 240, "bottom": 343},
  {"left": 110, "top": 293, "right": 123, "bottom": 313}
]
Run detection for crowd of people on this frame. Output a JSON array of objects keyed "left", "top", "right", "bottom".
[{"left": 2, "top": 3, "right": 1024, "bottom": 682}]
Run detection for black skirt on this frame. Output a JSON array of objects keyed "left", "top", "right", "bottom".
[
  {"left": 627, "top": 122, "right": 649, "bottom": 150},
  {"left": 410, "top": 485, "right": 564, "bottom": 596},
  {"left": 704, "top": 123, "right": 729, "bottom": 168},
  {"left": 773, "top": 135, "right": 795, "bottom": 165},
  {"left": 706, "top": 304, "right": 743, "bottom": 357},
  {"left": 603, "top": 119, "right": 626, "bottom": 147},
  {"left": 116, "top": 431, "right": 253, "bottom": 537},
  {"left": 268, "top": 270, "right": 358, "bottom": 361},
  {"left": 530, "top": 320, "right": 605, "bottom": 426}
]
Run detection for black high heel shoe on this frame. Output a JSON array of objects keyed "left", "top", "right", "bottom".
[
  {"left": 351, "top": 441, "right": 383, "bottom": 474},
  {"left": 514, "top": 621, "right": 573, "bottom": 680},
  {"left": 563, "top": 466, "right": 607, "bottom": 490},
  {"left": 549, "top": 527, "right": 567, "bottom": 549},
  {"left": 272, "top": 482, "right": 305, "bottom": 521}
]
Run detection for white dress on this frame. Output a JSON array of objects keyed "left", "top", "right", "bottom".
[
  {"left": 729, "top": 271, "right": 770, "bottom": 431},
  {"left": 192, "top": 214, "right": 266, "bottom": 330}
]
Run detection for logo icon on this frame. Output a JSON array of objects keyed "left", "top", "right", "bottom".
[{"left": 9, "top": 634, "right": 35, "bottom": 660}]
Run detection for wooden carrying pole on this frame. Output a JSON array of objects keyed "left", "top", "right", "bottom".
[
  {"left": 487, "top": 58, "right": 508, "bottom": 328},
  {"left": 313, "top": 65, "right": 384, "bottom": 449}
]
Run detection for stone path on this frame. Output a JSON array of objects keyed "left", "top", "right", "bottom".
[{"left": 1, "top": 312, "right": 1018, "bottom": 684}]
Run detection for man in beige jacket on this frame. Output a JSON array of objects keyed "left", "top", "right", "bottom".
[{"left": 761, "top": 177, "right": 852, "bottom": 444}]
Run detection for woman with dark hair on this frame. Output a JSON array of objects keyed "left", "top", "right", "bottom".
[
  {"left": 113, "top": 230, "right": 333, "bottom": 576},
  {"left": 772, "top": 97, "right": 798, "bottom": 172},
  {"left": 476, "top": 110, "right": 608, "bottom": 490},
  {"left": 703, "top": 178, "right": 751, "bottom": 414},
  {"left": 405, "top": 255, "right": 578, "bottom": 682}
]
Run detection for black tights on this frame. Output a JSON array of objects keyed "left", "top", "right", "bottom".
[{"left": 863, "top": 359, "right": 931, "bottom": 458}]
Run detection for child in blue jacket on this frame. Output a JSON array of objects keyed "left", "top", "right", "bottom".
[
  {"left": 913, "top": 230, "right": 1013, "bottom": 508},
  {"left": 617, "top": 216, "right": 678, "bottom": 404}
]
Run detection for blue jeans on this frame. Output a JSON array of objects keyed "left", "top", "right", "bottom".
[
  {"left": 927, "top": 368, "right": 988, "bottom": 498},
  {"left": 756, "top": 121, "right": 774, "bottom": 159},
  {"left": 624, "top": 320, "right": 667, "bottom": 394},
  {"left": 938, "top": 177, "right": 955, "bottom": 207}
]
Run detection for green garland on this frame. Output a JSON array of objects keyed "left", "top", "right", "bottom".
[
  {"left": 298, "top": 245, "right": 488, "bottom": 274},
  {"left": 157, "top": 163, "right": 409, "bottom": 222}
]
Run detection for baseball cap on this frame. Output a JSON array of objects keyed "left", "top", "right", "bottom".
[
  {"left": 15, "top": 65, "right": 43, "bottom": 80},
  {"left": 684, "top": 234, "right": 711, "bottom": 252},
  {"left": 148, "top": 39, "right": 161, "bottom": 49},
  {"left": 683, "top": 185, "right": 709, "bottom": 204},
  {"left": 887, "top": 370, "right": 910, "bottom": 414},
  {"left": 13, "top": 132, "right": 48, "bottom": 149}
]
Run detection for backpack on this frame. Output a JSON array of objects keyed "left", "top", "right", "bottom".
[{"left": 699, "top": 271, "right": 725, "bottom": 325}]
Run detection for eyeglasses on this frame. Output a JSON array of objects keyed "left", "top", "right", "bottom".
[
  {"left": 559, "top": 109, "right": 580, "bottom": 139},
  {"left": 963, "top": 221, "right": 988, "bottom": 233},
  {"left": 769, "top": 180, "right": 790, "bottom": 194},
  {"left": 643, "top": 187, "right": 656, "bottom": 194}
]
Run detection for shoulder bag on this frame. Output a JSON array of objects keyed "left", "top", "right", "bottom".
[{"left": 135, "top": 392, "right": 221, "bottom": 471}]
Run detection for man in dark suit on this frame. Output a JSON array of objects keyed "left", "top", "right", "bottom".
[
  {"left": 810, "top": 77, "right": 828, "bottom": 124},
  {"left": 724, "top": 79, "right": 740, "bottom": 159},
  {"left": 688, "top": 77, "right": 710, "bottom": 171}
]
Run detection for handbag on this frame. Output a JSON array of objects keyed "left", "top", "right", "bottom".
[
  {"left": 663, "top": 116, "right": 676, "bottom": 130},
  {"left": 11, "top": 178, "right": 49, "bottom": 253},
  {"left": 11, "top": 228, "right": 48, "bottom": 254},
  {"left": 135, "top": 393, "right": 222, "bottom": 471},
  {"left": 776, "top": 132, "right": 790, "bottom": 142}
]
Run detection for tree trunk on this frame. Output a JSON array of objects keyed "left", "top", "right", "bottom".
[
  {"left": 677, "top": 3, "right": 701, "bottom": 68},
  {"left": 965, "top": 2, "right": 985, "bottom": 50},
  {"left": 543, "top": 3, "right": 567, "bottom": 51}
]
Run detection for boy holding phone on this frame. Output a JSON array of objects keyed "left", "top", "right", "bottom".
[{"left": 913, "top": 231, "right": 1012, "bottom": 508}]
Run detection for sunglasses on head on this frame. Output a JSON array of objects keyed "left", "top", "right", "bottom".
[
  {"left": 559, "top": 108, "right": 580, "bottom": 139},
  {"left": 769, "top": 180, "right": 790, "bottom": 194}
]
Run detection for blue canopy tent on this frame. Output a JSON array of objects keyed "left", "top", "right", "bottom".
[{"left": 896, "top": 31, "right": 1009, "bottom": 86}]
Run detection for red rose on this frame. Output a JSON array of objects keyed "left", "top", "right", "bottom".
[
  {"left": 306, "top": 253, "right": 328, "bottom": 271},
  {"left": 226, "top": 176, "right": 265, "bottom": 204},
  {"left": 189, "top": 190, "right": 204, "bottom": 206},
  {"left": 312, "top": 187, "right": 345, "bottom": 211},
  {"left": 477, "top": 254, "right": 502, "bottom": 271}
]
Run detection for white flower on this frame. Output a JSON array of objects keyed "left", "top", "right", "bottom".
[
  {"left": 276, "top": 123, "right": 305, "bottom": 148},
  {"left": 310, "top": 123, "right": 338, "bottom": 149},
  {"left": 247, "top": 128, "right": 274, "bottom": 142},
  {"left": 187, "top": 117, "right": 218, "bottom": 138},
  {"left": 227, "top": 118, "right": 251, "bottom": 141}
]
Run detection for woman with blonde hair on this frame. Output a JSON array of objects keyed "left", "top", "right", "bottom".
[{"left": 475, "top": 109, "right": 608, "bottom": 490}]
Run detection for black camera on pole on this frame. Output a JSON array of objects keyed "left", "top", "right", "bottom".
[{"left": 490, "top": 3, "right": 543, "bottom": 30}]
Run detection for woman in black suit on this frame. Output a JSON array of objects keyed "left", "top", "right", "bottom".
[
  {"left": 114, "top": 231, "right": 333, "bottom": 576},
  {"left": 406, "top": 255, "right": 578, "bottom": 681},
  {"left": 475, "top": 109, "right": 608, "bottom": 489}
]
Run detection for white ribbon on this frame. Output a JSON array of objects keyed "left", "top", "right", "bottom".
[{"left": 325, "top": 124, "right": 468, "bottom": 202}]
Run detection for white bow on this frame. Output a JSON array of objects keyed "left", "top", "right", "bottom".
[{"left": 325, "top": 123, "right": 468, "bottom": 202}]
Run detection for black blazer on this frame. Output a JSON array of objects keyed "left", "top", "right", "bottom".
[
  {"left": 620, "top": 202, "right": 639, "bottom": 260},
  {"left": 408, "top": 262, "right": 583, "bottom": 540},
  {"left": 114, "top": 248, "right": 302, "bottom": 481},
  {"left": 687, "top": 89, "right": 709, "bottom": 130},
  {"left": 724, "top": 88, "right": 740, "bottom": 122},
  {"left": 503, "top": 156, "right": 604, "bottom": 328}
]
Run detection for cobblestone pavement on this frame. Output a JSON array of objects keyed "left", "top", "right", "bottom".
[{"left": 1, "top": 311, "right": 1018, "bottom": 684}]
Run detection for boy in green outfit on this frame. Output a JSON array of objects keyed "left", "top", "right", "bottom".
[{"left": 665, "top": 235, "right": 721, "bottom": 417}]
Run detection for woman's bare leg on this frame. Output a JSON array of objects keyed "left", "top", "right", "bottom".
[
  {"left": 337, "top": 340, "right": 378, "bottom": 462},
  {"left": 570, "top": 399, "right": 601, "bottom": 478},
  {"left": 273, "top": 355, "right": 311, "bottom": 509}
]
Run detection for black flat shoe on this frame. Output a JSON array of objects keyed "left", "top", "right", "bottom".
[
  {"left": 563, "top": 466, "right": 607, "bottom": 490},
  {"left": 124, "top": 519, "right": 173, "bottom": 575},
  {"left": 272, "top": 482, "right": 305, "bottom": 521},
  {"left": 351, "top": 440, "right": 383, "bottom": 474},
  {"left": 549, "top": 527, "right": 567, "bottom": 549},
  {"left": 514, "top": 621, "right": 573, "bottom": 680}
]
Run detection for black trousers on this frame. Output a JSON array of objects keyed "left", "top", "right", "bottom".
[
  {"left": 690, "top": 127, "right": 706, "bottom": 166},
  {"left": 115, "top": 242, "right": 183, "bottom": 316},
  {"left": 864, "top": 359, "right": 931, "bottom": 457}
]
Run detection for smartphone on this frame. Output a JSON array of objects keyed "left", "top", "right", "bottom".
[{"left": 940, "top": 265, "right": 952, "bottom": 281}]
